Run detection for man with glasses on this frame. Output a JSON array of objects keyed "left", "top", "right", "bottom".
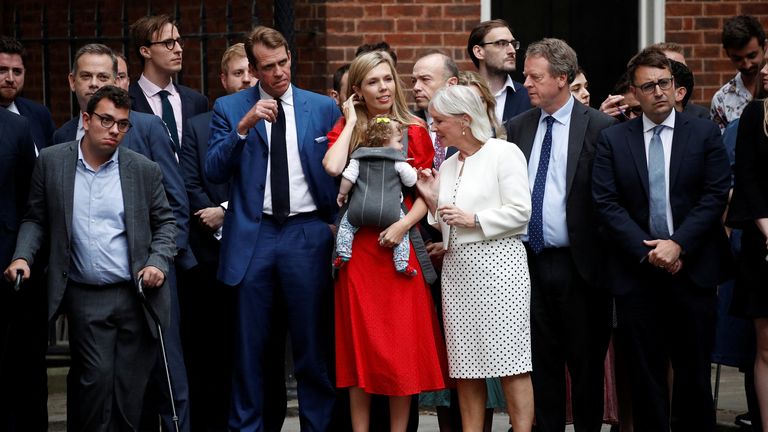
[
  {"left": 5, "top": 85, "right": 177, "bottom": 431},
  {"left": 467, "top": 19, "right": 531, "bottom": 124},
  {"left": 52, "top": 43, "right": 193, "bottom": 430},
  {"left": 593, "top": 48, "right": 731, "bottom": 431}
]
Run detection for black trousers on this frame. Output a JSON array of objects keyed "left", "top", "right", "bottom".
[
  {"left": 615, "top": 272, "right": 717, "bottom": 431},
  {"left": 527, "top": 247, "right": 612, "bottom": 432}
]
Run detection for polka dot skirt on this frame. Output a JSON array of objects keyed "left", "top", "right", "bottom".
[{"left": 441, "top": 173, "right": 532, "bottom": 379}]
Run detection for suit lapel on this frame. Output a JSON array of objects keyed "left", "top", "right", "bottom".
[
  {"left": 565, "top": 103, "right": 588, "bottom": 198},
  {"left": 669, "top": 111, "right": 689, "bottom": 190},
  {"left": 129, "top": 82, "right": 152, "bottom": 114},
  {"left": 293, "top": 87, "right": 309, "bottom": 152},
  {"left": 117, "top": 148, "right": 136, "bottom": 263},
  {"left": 516, "top": 109, "right": 540, "bottom": 160},
  {"left": 627, "top": 119, "right": 650, "bottom": 199},
  {"left": 62, "top": 141, "right": 78, "bottom": 243}
]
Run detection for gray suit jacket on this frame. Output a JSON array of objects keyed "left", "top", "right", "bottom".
[
  {"left": 506, "top": 99, "right": 617, "bottom": 286},
  {"left": 12, "top": 141, "right": 177, "bottom": 330}
]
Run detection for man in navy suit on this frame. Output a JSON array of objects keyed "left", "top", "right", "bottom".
[
  {"left": 0, "top": 36, "right": 56, "bottom": 150},
  {"left": 467, "top": 19, "right": 531, "bottom": 125},
  {"left": 0, "top": 108, "right": 41, "bottom": 431},
  {"left": 128, "top": 14, "right": 208, "bottom": 157},
  {"left": 206, "top": 26, "right": 339, "bottom": 432},
  {"left": 592, "top": 48, "right": 732, "bottom": 431},
  {"left": 51, "top": 43, "right": 194, "bottom": 430},
  {"left": 506, "top": 38, "right": 616, "bottom": 432}
]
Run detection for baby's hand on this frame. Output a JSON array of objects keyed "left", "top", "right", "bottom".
[{"left": 336, "top": 192, "right": 348, "bottom": 207}]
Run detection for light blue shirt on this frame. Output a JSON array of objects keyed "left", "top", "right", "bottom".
[
  {"left": 523, "top": 95, "right": 574, "bottom": 248},
  {"left": 69, "top": 142, "right": 132, "bottom": 285}
]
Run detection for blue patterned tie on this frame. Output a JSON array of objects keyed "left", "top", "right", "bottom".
[
  {"left": 529, "top": 116, "right": 554, "bottom": 254},
  {"left": 648, "top": 125, "right": 670, "bottom": 239}
]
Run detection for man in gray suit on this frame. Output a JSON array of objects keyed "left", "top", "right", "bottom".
[
  {"left": 4, "top": 85, "right": 177, "bottom": 430},
  {"left": 505, "top": 38, "right": 616, "bottom": 432}
]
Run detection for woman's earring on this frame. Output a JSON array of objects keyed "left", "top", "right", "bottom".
[{"left": 462, "top": 128, "right": 466, "bottom": 136}]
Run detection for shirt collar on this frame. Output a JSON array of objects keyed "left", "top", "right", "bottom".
[
  {"left": 4, "top": 100, "right": 19, "bottom": 114},
  {"left": 258, "top": 84, "right": 293, "bottom": 107},
  {"left": 493, "top": 74, "right": 516, "bottom": 98},
  {"left": 642, "top": 109, "right": 676, "bottom": 133},
  {"left": 538, "top": 94, "right": 574, "bottom": 126},
  {"left": 138, "top": 74, "right": 176, "bottom": 98}
]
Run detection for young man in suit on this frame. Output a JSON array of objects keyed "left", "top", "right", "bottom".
[
  {"left": 52, "top": 43, "right": 194, "bottom": 431},
  {"left": 592, "top": 47, "right": 732, "bottom": 431},
  {"left": 467, "top": 19, "right": 531, "bottom": 124},
  {"left": 0, "top": 108, "right": 40, "bottom": 432},
  {"left": 179, "top": 43, "right": 288, "bottom": 432},
  {"left": 206, "top": 26, "right": 339, "bottom": 432},
  {"left": 5, "top": 85, "right": 177, "bottom": 431},
  {"left": 0, "top": 36, "right": 56, "bottom": 150},
  {"left": 505, "top": 38, "right": 616, "bottom": 432},
  {"left": 128, "top": 14, "right": 208, "bottom": 155}
]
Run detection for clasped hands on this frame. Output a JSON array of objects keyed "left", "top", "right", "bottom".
[
  {"left": 415, "top": 168, "right": 475, "bottom": 229},
  {"left": 644, "top": 239, "right": 683, "bottom": 275}
]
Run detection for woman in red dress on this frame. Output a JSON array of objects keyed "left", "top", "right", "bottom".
[{"left": 323, "top": 51, "right": 449, "bottom": 431}]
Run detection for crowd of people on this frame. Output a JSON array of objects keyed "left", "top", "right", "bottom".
[{"left": 0, "top": 11, "right": 767, "bottom": 432}]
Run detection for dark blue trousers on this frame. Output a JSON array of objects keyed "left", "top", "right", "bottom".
[{"left": 229, "top": 213, "right": 336, "bottom": 432}]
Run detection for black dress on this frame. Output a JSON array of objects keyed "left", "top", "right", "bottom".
[{"left": 727, "top": 100, "right": 768, "bottom": 318}]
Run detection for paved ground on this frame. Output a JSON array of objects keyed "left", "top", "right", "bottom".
[{"left": 48, "top": 364, "right": 750, "bottom": 431}]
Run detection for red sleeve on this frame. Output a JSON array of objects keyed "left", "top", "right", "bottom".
[
  {"left": 406, "top": 121, "right": 434, "bottom": 170},
  {"left": 327, "top": 117, "right": 346, "bottom": 149}
]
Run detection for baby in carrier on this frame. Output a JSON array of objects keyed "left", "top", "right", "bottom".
[{"left": 334, "top": 114, "right": 418, "bottom": 276}]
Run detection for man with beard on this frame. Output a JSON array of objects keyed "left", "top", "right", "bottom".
[
  {"left": 467, "top": 19, "right": 531, "bottom": 124},
  {"left": 711, "top": 15, "right": 766, "bottom": 131}
]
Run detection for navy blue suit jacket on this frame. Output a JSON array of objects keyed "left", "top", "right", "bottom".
[
  {"left": 592, "top": 111, "right": 732, "bottom": 295},
  {"left": 13, "top": 97, "right": 56, "bottom": 150},
  {"left": 502, "top": 79, "right": 532, "bottom": 124},
  {"left": 52, "top": 110, "right": 193, "bottom": 268},
  {"left": 0, "top": 109, "right": 36, "bottom": 268},
  {"left": 205, "top": 85, "right": 340, "bottom": 285},
  {"left": 128, "top": 81, "right": 209, "bottom": 135},
  {"left": 179, "top": 111, "right": 229, "bottom": 265}
]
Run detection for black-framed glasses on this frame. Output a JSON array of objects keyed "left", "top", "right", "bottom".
[
  {"left": 634, "top": 77, "right": 674, "bottom": 95},
  {"left": 479, "top": 39, "right": 520, "bottom": 50},
  {"left": 92, "top": 112, "right": 132, "bottom": 133},
  {"left": 148, "top": 38, "right": 184, "bottom": 50}
]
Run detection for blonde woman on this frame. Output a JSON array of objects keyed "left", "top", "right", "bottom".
[{"left": 323, "top": 51, "right": 449, "bottom": 432}]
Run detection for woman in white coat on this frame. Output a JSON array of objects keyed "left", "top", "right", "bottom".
[{"left": 416, "top": 85, "right": 534, "bottom": 432}]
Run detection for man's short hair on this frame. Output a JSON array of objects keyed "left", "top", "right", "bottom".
[
  {"left": 244, "top": 26, "right": 289, "bottom": 71},
  {"left": 0, "top": 36, "right": 25, "bottom": 63},
  {"left": 332, "top": 64, "right": 350, "bottom": 93},
  {"left": 626, "top": 47, "right": 671, "bottom": 85},
  {"left": 356, "top": 41, "right": 398, "bottom": 65},
  {"left": 722, "top": 15, "right": 766, "bottom": 51},
  {"left": 650, "top": 42, "right": 684, "bottom": 55},
  {"left": 525, "top": 38, "right": 579, "bottom": 84},
  {"left": 221, "top": 43, "right": 247, "bottom": 74},
  {"left": 467, "top": 19, "right": 512, "bottom": 68},
  {"left": 86, "top": 85, "right": 132, "bottom": 115},
  {"left": 72, "top": 43, "right": 117, "bottom": 77},
  {"left": 419, "top": 50, "right": 459, "bottom": 81},
  {"left": 130, "top": 14, "right": 176, "bottom": 66},
  {"left": 669, "top": 59, "right": 694, "bottom": 107}
]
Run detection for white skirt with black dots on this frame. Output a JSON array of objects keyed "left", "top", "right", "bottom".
[{"left": 441, "top": 234, "right": 532, "bottom": 379}]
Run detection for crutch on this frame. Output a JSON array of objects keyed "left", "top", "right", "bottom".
[{"left": 136, "top": 276, "right": 180, "bottom": 432}]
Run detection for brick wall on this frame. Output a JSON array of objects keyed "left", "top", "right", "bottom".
[
  {"left": 320, "top": 0, "right": 481, "bottom": 95},
  {"left": 666, "top": 1, "right": 768, "bottom": 106}
]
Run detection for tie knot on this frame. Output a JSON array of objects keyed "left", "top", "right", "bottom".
[
  {"left": 545, "top": 116, "right": 555, "bottom": 126},
  {"left": 158, "top": 90, "right": 170, "bottom": 100},
  {"left": 652, "top": 125, "right": 664, "bottom": 136}
]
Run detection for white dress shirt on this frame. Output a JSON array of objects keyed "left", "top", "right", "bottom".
[{"left": 259, "top": 84, "right": 317, "bottom": 216}]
